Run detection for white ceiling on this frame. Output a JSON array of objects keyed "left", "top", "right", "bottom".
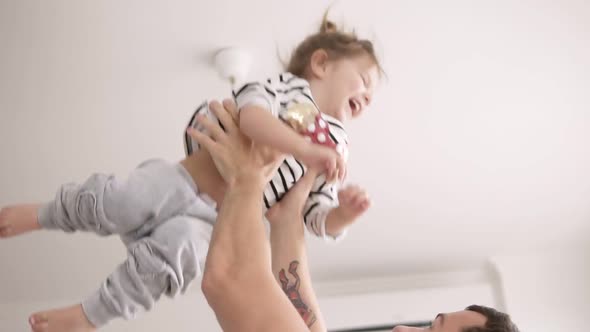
[{"left": 1, "top": 0, "right": 589, "bottom": 301}]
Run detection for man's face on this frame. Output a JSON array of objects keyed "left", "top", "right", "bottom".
[{"left": 392, "top": 310, "right": 486, "bottom": 332}]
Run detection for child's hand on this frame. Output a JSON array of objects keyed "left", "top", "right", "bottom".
[
  {"left": 336, "top": 185, "right": 371, "bottom": 222},
  {"left": 324, "top": 185, "right": 371, "bottom": 236},
  {"left": 298, "top": 143, "right": 346, "bottom": 183}
]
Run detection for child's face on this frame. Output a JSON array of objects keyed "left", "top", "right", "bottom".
[{"left": 323, "top": 54, "right": 379, "bottom": 122}]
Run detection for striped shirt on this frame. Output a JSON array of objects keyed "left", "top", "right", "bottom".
[{"left": 184, "top": 72, "right": 349, "bottom": 241}]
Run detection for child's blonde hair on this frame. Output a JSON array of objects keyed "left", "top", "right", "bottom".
[{"left": 287, "top": 11, "right": 383, "bottom": 78}]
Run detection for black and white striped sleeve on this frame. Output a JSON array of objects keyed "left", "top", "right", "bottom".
[
  {"left": 232, "top": 80, "right": 279, "bottom": 117},
  {"left": 302, "top": 175, "right": 347, "bottom": 242}
]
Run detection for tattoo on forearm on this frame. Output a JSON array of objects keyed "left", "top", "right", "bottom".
[{"left": 279, "top": 260, "right": 317, "bottom": 327}]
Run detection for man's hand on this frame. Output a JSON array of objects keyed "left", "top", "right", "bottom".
[
  {"left": 186, "top": 99, "right": 283, "bottom": 186},
  {"left": 265, "top": 168, "right": 319, "bottom": 228}
]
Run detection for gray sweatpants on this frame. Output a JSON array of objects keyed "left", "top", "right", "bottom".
[{"left": 38, "top": 159, "right": 217, "bottom": 328}]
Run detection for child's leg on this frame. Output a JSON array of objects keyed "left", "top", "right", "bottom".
[
  {"left": 29, "top": 304, "right": 95, "bottom": 332},
  {"left": 0, "top": 204, "right": 42, "bottom": 238},
  {"left": 80, "top": 216, "right": 212, "bottom": 328},
  {"left": 28, "top": 216, "right": 212, "bottom": 331},
  {"left": 1, "top": 159, "right": 189, "bottom": 239}
]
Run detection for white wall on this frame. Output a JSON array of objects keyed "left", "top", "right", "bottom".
[{"left": 492, "top": 246, "right": 590, "bottom": 332}]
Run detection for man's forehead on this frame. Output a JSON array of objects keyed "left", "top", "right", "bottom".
[{"left": 443, "top": 310, "right": 487, "bottom": 330}]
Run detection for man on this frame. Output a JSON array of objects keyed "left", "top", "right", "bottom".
[{"left": 189, "top": 100, "right": 520, "bottom": 332}]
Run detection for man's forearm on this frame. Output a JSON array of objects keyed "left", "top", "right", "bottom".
[
  {"left": 196, "top": 99, "right": 311, "bottom": 332},
  {"left": 270, "top": 222, "right": 327, "bottom": 332},
  {"left": 207, "top": 176, "right": 268, "bottom": 270},
  {"left": 203, "top": 175, "right": 311, "bottom": 332}
]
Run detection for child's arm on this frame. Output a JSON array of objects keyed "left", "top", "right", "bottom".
[
  {"left": 239, "top": 105, "right": 309, "bottom": 159},
  {"left": 302, "top": 176, "right": 370, "bottom": 239},
  {"left": 324, "top": 185, "right": 371, "bottom": 236},
  {"left": 301, "top": 173, "right": 343, "bottom": 240},
  {"left": 240, "top": 105, "right": 344, "bottom": 182}
]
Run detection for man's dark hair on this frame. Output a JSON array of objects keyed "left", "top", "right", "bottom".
[{"left": 462, "top": 305, "right": 520, "bottom": 332}]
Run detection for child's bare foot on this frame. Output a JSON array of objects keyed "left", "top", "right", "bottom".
[
  {"left": 29, "top": 304, "right": 96, "bottom": 332},
  {"left": 0, "top": 204, "right": 42, "bottom": 238}
]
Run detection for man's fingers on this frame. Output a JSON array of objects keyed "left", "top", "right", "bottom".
[
  {"left": 296, "top": 169, "right": 317, "bottom": 192},
  {"left": 288, "top": 171, "right": 316, "bottom": 199},
  {"left": 209, "top": 100, "right": 238, "bottom": 134},
  {"left": 187, "top": 128, "right": 220, "bottom": 155},
  {"left": 222, "top": 99, "right": 239, "bottom": 122},
  {"left": 193, "top": 114, "right": 229, "bottom": 144},
  {"left": 280, "top": 169, "right": 318, "bottom": 209}
]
